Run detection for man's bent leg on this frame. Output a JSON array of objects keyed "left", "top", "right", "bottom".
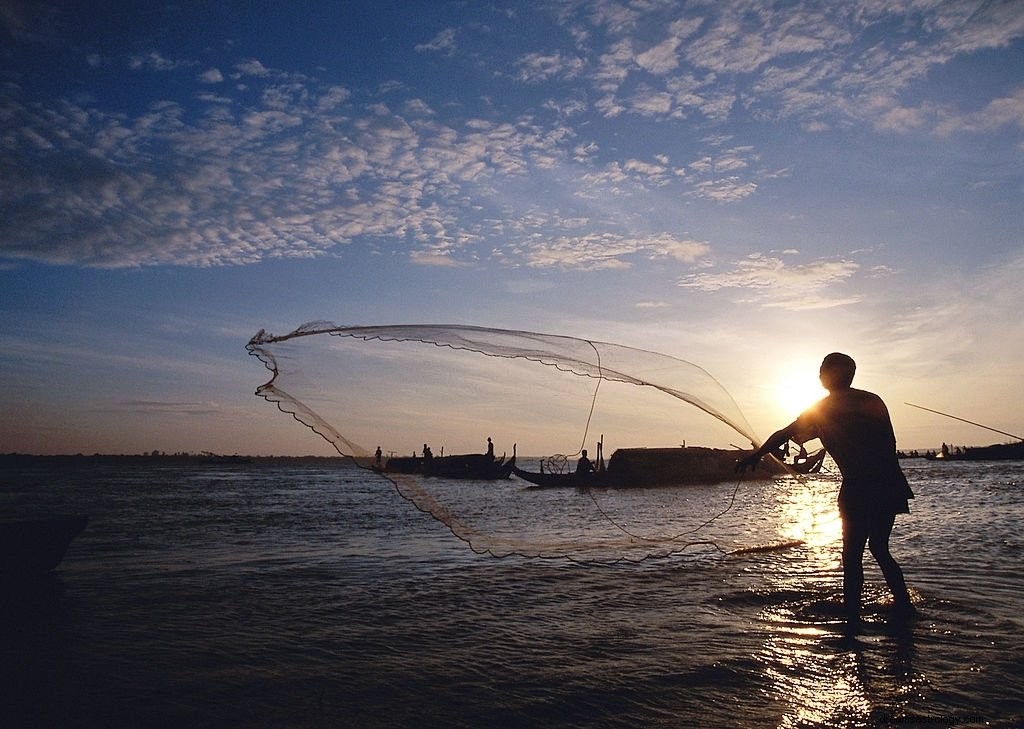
[{"left": 867, "top": 513, "right": 913, "bottom": 611}]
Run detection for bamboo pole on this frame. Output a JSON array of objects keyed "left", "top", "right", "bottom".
[{"left": 904, "top": 402, "right": 1023, "bottom": 441}]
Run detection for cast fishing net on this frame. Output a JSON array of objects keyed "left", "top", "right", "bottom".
[{"left": 246, "top": 322, "right": 797, "bottom": 562}]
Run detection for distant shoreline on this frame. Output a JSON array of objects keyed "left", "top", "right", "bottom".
[{"left": 0, "top": 452, "right": 351, "bottom": 464}]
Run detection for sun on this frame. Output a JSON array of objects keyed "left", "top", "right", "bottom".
[{"left": 774, "top": 368, "right": 826, "bottom": 418}]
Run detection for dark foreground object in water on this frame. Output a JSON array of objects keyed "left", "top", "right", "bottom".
[
  {"left": 513, "top": 446, "right": 788, "bottom": 488},
  {"left": 0, "top": 515, "right": 89, "bottom": 575}
]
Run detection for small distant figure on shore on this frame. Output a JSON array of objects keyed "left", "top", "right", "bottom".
[
  {"left": 486, "top": 437, "right": 494, "bottom": 459},
  {"left": 736, "top": 352, "right": 915, "bottom": 629},
  {"left": 375, "top": 446, "right": 382, "bottom": 468},
  {"left": 422, "top": 444, "right": 433, "bottom": 462},
  {"left": 576, "top": 449, "right": 594, "bottom": 475}
]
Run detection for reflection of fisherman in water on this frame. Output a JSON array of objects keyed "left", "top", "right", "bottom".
[
  {"left": 736, "top": 353, "right": 915, "bottom": 630},
  {"left": 576, "top": 449, "right": 594, "bottom": 474}
]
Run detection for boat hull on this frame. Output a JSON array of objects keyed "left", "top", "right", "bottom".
[
  {"left": 514, "top": 447, "right": 786, "bottom": 488},
  {"left": 384, "top": 453, "right": 516, "bottom": 479}
]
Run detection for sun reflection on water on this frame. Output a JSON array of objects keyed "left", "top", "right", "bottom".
[
  {"left": 776, "top": 474, "right": 842, "bottom": 553},
  {"left": 755, "top": 474, "right": 920, "bottom": 727}
]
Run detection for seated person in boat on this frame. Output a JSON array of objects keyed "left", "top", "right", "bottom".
[{"left": 576, "top": 449, "right": 594, "bottom": 474}]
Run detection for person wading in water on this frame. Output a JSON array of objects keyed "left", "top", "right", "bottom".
[{"left": 736, "top": 352, "right": 915, "bottom": 629}]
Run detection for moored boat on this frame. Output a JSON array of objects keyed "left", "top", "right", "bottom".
[
  {"left": 511, "top": 464, "right": 609, "bottom": 489},
  {"left": 0, "top": 515, "right": 89, "bottom": 576},
  {"left": 385, "top": 446, "right": 517, "bottom": 479},
  {"left": 513, "top": 445, "right": 787, "bottom": 488}
]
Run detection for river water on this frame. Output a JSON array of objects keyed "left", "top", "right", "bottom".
[{"left": 1, "top": 456, "right": 1021, "bottom": 728}]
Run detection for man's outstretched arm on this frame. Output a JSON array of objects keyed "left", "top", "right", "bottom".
[{"left": 735, "top": 422, "right": 799, "bottom": 473}]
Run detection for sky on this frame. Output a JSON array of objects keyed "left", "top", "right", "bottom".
[{"left": 2, "top": 0, "right": 1023, "bottom": 457}]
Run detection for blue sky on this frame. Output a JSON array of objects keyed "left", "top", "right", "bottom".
[{"left": 2, "top": 0, "right": 1023, "bottom": 456}]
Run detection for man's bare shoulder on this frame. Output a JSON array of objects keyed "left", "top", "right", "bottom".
[{"left": 837, "top": 387, "right": 888, "bottom": 415}]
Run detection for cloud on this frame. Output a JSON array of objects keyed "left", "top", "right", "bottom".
[
  {"left": 514, "top": 52, "right": 586, "bottom": 83},
  {"left": 234, "top": 58, "right": 272, "bottom": 77},
  {"left": 635, "top": 36, "right": 682, "bottom": 75},
  {"left": 128, "top": 50, "right": 193, "bottom": 72},
  {"left": 935, "top": 87, "right": 1024, "bottom": 135},
  {"left": 198, "top": 68, "right": 224, "bottom": 84},
  {"left": 546, "top": 0, "right": 1024, "bottom": 130},
  {"left": 415, "top": 27, "right": 457, "bottom": 55},
  {"left": 520, "top": 232, "right": 710, "bottom": 271},
  {"left": 0, "top": 70, "right": 591, "bottom": 268},
  {"left": 409, "top": 250, "right": 469, "bottom": 267},
  {"left": 679, "top": 252, "right": 863, "bottom": 310},
  {"left": 3, "top": 1, "right": 1022, "bottom": 272}
]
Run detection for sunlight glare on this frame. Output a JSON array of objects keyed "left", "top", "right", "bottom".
[{"left": 774, "top": 368, "right": 826, "bottom": 420}]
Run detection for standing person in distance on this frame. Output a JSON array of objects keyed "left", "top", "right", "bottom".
[{"left": 735, "top": 352, "right": 915, "bottom": 629}]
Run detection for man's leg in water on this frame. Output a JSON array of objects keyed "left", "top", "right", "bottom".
[
  {"left": 841, "top": 516, "right": 869, "bottom": 624},
  {"left": 867, "top": 512, "right": 914, "bottom": 612}
]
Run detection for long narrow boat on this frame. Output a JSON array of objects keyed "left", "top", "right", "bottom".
[
  {"left": 0, "top": 515, "right": 89, "bottom": 575},
  {"left": 511, "top": 465, "right": 609, "bottom": 489},
  {"left": 513, "top": 446, "right": 787, "bottom": 488},
  {"left": 384, "top": 447, "right": 517, "bottom": 479}
]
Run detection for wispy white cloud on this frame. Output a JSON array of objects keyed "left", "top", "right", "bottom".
[
  {"left": 415, "top": 27, "right": 457, "bottom": 55},
  {"left": 514, "top": 51, "right": 586, "bottom": 83},
  {"left": 128, "top": 50, "right": 194, "bottom": 72},
  {"left": 679, "top": 252, "right": 863, "bottom": 310},
  {"left": 520, "top": 232, "right": 709, "bottom": 271}
]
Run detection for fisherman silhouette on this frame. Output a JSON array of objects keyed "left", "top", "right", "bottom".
[
  {"left": 736, "top": 353, "right": 915, "bottom": 629},
  {"left": 576, "top": 449, "right": 594, "bottom": 474}
]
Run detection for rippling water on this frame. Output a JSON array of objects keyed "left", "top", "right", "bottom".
[{"left": 2, "top": 456, "right": 1022, "bottom": 728}]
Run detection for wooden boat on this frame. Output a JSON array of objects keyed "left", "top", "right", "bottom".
[
  {"left": 513, "top": 446, "right": 787, "bottom": 488},
  {"left": 0, "top": 515, "right": 88, "bottom": 575},
  {"left": 789, "top": 448, "right": 827, "bottom": 474},
  {"left": 385, "top": 446, "right": 517, "bottom": 479},
  {"left": 511, "top": 464, "right": 609, "bottom": 489}
]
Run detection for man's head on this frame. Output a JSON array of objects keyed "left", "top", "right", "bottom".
[{"left": 819, "top": 352, "right": 856, "bottom": 390}]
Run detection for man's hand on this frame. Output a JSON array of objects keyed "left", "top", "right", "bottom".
[{"left": 735, "top": 452, "right": 762, "bottom": 474}]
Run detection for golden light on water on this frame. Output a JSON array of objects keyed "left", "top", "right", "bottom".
[
  {"left": 755, "top": 475, "right": 919, "bottom": 728},
  {"left": 777, "top": 475, "right": 842, "bottom": 552}
]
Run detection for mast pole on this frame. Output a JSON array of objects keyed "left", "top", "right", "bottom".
[{"left": 904, "top": 402, "right": 1023, "bottom": 441}]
